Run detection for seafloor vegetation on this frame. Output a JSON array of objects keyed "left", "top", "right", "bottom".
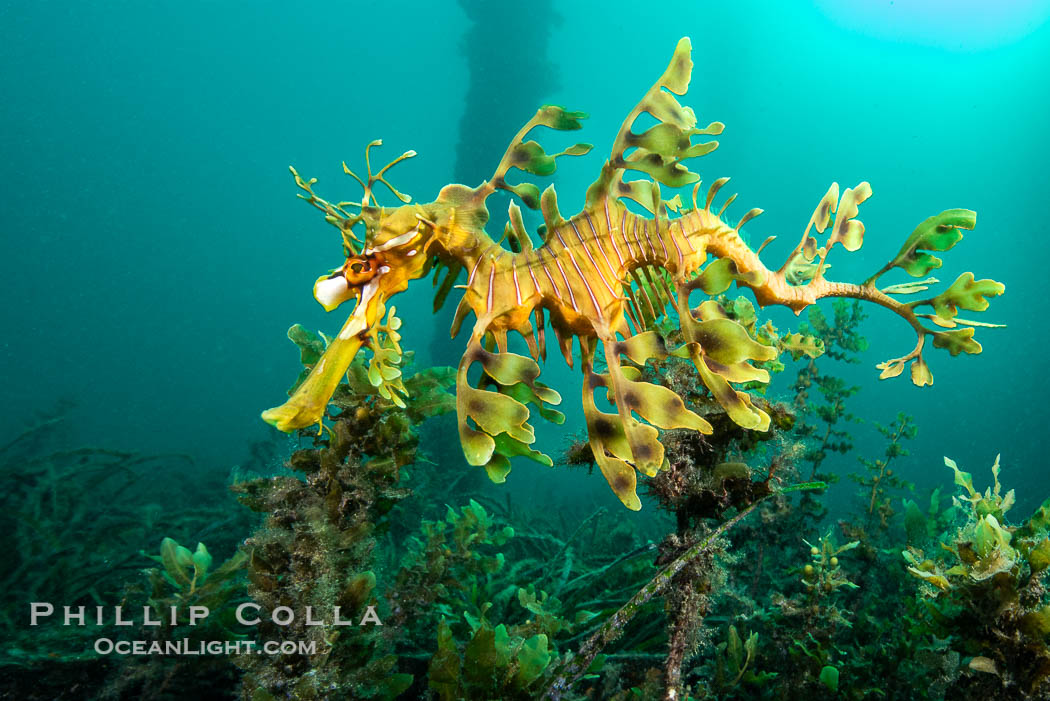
[{"left": 3, "top": 298, "right": 1049, "bottom": 701}]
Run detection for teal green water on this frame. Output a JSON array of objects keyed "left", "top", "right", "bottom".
[{"left": 2, "top": 1, "right": 1048, "bottom": 511}]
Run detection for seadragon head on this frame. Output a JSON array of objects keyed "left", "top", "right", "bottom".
[
  {"left": 310, "top": 202, "right": 433, "bottom": 317},
  {"left": 262, "top": 142, "right": 441, "bottom": 432}
]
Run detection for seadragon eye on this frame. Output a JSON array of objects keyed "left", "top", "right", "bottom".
[{"left": 344, "top": 257, "right": 377, "bottom": 284}]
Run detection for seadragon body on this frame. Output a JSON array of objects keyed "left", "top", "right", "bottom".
[{"left": 262, "top": 38, "right": 1004, "bottom": 510}]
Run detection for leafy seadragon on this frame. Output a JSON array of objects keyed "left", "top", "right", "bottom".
[{"left": 262, "top": 38, "right": 1004, "bottom": 510}]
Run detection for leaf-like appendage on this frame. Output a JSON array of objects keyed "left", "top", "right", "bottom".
[
  {"left": 577, "top": 328, "right": 717, "bottom": 509},
  {"left": 594, "top": 379, "right": 666, "bottom": 478},
  {"left": 459, "top": 383, "right": 533, "bottom": 445},
  {"left": 626, "top": 123, "right": 703, "bottom": 158},
  {"left": 540, "top": 185, "right": 564, "bottom": 231},
  {"left": 826, "top": 182, "right": 872, "bottom": 253},
  {"left": 864, "top": 206, "right": 1001, "bottom": 388},
  {"left": 624, "top": 151, "right": 699, "bottom": 188},
  {"left": 534, "top": 105, "right": 589, "bottom": 131},
  {"left": 363, "top": 304, "right": 408, "bottom": 407},
  {"left": 481, "top": 106, "right": 592, "bottom": 214},
  {"left": 910, "top": 355, "right": 934, "bottom": 386},
  {"left": 582, "top": 375, "right": 642, "bottom": 511},
  {"left": 474, "top": 345, "right": 541, "bottom": 385},
  {"left": 613, "top": 179, "right": 660, "bottom": 214},
  {"left": 660, "top": 37, "right": 694, "bottom": 95},
  {"left": 508, "top": 141, "right": 591, "bottom": 179},
  {"left": 599, "top": 333, "right": 713, "bottom": 486},
  {"left": 511, "top": 140, "right": 559, "bottom": 177},
  {"left": 505, "top": 182, "right": 541, "bottom": 209},
  {"left": 503, "top": 381, "right": 565, "bottom": 425},
  {"left": 613, "top": 330, "right": 667, "bottom": 365},
  {"left": 691, "top": 258, "right": 766, "bottom": 296},
  {"left": 692, "top": 318, "right": 778, "bottom": 367},
  {"left": 617, "top": 373, "right": 713, "bottom": 436},
  {"left": 882, "top": 278, "right": 939, "bottom": 296},
  {"left": 812, "top": 183, "right": 840, "bottom": 234},
  {"left": 889, "top": 209, "right": 975, "bottom": 278},
  {"left": 586, "top": 37, "right": 721, "bottom": 213},
  {"left": 673, "top": 295, "right": 777, "bottom": 430},
  {"left": 455, "top": 337, "right": 562, "bottom": 482},
  {"left": 492, "top": 433, "right": 553, "bottom": 469},
  {"left": 925, "top": 272, "right": 1005, "bottom": 322},
  {"left": 687, "top": 343, "right": 771, "bottom": 430},
  {"left": 931, "top": 327, "right": 982, "bottom": 356},
  {"left": 876, "top": 357, "right": 905, "bottom": 379},
  {"left": 779, "top": 332, "right": 826, "bottom": 360},
  {"left": 645, "top": 90, "right": 697, "bottom": 130}
]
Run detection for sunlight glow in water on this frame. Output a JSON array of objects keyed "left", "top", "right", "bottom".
[{"left": 817, "top": 0, "right": 1050, "bottom": 50}]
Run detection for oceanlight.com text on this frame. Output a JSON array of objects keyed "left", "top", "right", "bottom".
[{"left": 93, "top": 638, "right": 317, "bottom": 656}]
